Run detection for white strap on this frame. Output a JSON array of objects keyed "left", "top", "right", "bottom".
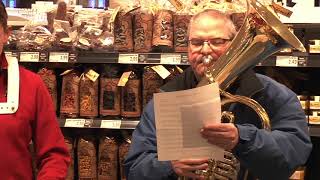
[{"left": 0, "top": 56, "right": 19, "bottom": 114}]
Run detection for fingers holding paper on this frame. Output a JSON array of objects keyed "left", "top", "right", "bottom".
[
  {"left": 171, "top": 158, "right": 208, "bottom": 179},
  {"left": 200, "top": 123, "right": 239, "bottom": 150}
]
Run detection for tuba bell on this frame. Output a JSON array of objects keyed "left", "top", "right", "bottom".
[{"left": 181, "top": 0, "right": 306, "bottom": 180}]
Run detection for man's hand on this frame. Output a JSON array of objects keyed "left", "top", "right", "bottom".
[
  {"left": 171, "top": 158, "right": 208, "bottom": 180},
  {"left": 200, "top": 123, "right": 239, "bottom": 150}
]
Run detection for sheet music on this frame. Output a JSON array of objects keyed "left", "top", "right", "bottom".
[{"left": 154, "top": 83, "right": 224, "bottom": 161}]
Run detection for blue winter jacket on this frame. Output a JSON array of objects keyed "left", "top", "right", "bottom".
[{"left": 124, "top": 68, "right": 312, "bottom": 180}]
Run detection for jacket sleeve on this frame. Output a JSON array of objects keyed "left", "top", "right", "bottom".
[
  {"left": 33, "top": 78, "right": 70, "bottom": 180},
  {"left": 124, "top": 99, "right": 177, "bottom": 180},
  {"left": 233, "top": 81, "right": 312, "bottom": 180}
]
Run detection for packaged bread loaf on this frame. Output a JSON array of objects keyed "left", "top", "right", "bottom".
[
  {"left": 77, "top": 137, "right": 97, "bottom": 180},
  {"left": 133, "top": 11, "right": 153, "bottom": 52},
  {"left": 142, "top": 66, "right": 163, "bottom": 108},
  {"left": 37, "top": 68, "right": 58, "bottom": 111},
  {"left": 100, "top": 65, "right": 121, "bottom": 117},
  {"left": 152, "top": 10, "right": 174, "bottom": 51},
  {"left": 114, "top": 12, "right": 133, "bottom": 52},
  {"left": 119, "top": 135, "right": 132, "bottom": 180},
  {"left": 79, "top": 70, "right": 99, "bottom": 118},
  {"left": 98, "top": 136, "right": 118, "bottom": 180},
  {"left": 60, "top": 70, "right": 80, "bottom": 118},
  {"left": 64, "top": 137, "right": 74, "bottom": 180},
  {"left": 121, "top": 66, "right": 142, "bottom": 118}
]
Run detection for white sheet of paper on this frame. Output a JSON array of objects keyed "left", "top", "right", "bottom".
[{"left": 154, "top": 83, "right": 224, "bottom": 161}]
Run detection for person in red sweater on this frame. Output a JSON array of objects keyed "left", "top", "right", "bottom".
[{"left": 0, "top": 2, "right": 70, "bottom": 180}]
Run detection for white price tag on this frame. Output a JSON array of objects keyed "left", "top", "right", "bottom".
[
  {"left": 276, "top": 56, "right": 298, "bottom": 67},
  {"left": 20, "top": 52, "right": 40, "bottom": 62},
  {"left": 4, "top": 52, "right": 12, "bottom": 58},
  {"left": 160, "top": 54, "right": 181, "bottom": 64},
  {"left": 101, "top": 120, "right": 122, "bottom": 129},
  {"left": 119, "top": 54, "right": 139, "bottom": 64},
  {"left": 151, "top": 65, "right": 171, "bottom": 79},
  {"left": 49, "top": 52, "right": 69, "bottom": 62},
  {"left": 64, "top": 119, "right": 86, "bottom": 127}
]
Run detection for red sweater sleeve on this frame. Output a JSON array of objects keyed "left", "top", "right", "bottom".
[{"left": 33, "top": 76, "right": 70, "bottom": 180}]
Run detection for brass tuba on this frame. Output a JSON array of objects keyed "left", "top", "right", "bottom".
[{"left": 187, "top": 0, "right": 306, "bottom": 179}]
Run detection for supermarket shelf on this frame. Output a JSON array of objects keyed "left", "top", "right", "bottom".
[
  {"left": 309, "top": 125, "right": 320, "bottom": 137},
  {"left": 58, "top": 118, "right": 320, "bottom": 136},
  {"left": 5, "top": 50, "right": 320, "bottom": 67},
  {"left": 58, "top": 118, "right": 139, "bottom": 129}
]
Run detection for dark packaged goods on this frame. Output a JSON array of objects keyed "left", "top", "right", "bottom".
[
  {"left": 174, "top": 14, "right": 191, "bottom": 52},
  {"left": 55, "top": 1, "right": 68, "bottom": 21},
  {"left": 78, "top": 137, "right": 97, "bottom": 180},
  {"left": 114, "top": 12, "right": 134, "bottom": 52},
  {"left": 119, "top": 137, "right": 132, "bottom": 180},
  {"left": 133, "top": 11, "right": 153, "bottom": 52},
  {"left": 37, "top": 68, "right": 58, "bottom": 111},
  {"left": 16, "top": 26, "right": 54, "bottom": 51},
  {"left": 165, "top": 66, "right": 182, "bottom": 83},
  {"left": 121, "top": 67, "right": 142, "bottom": 118},
  {"left": 98, "top": 137, "right": 118, "bottom": 180},
  {"left": 79, "top": 73, "right": 99, "bottom": 118},
  {"left": 152, "top": 10, "right": 174, "bottom": 51},
  {"left": 64, "top": 137, "right": 74, "bottom": 180},
  {"left": 60, "top": 71, "right": 80, "bottom": 118},
  {"left": 142, "top": 66, "right": 163, "bottom": 107},
  {"left": 100, "top": 65, "right": 121, "bottom": 117}
]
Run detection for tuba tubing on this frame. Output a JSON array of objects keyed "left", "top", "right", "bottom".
[{"left": 188, "top": 0, "right": 306, "bottom": 180}]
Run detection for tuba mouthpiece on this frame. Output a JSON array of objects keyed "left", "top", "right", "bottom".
[{"left": 202, "top": 55, "right": 213, "bottom": 66}]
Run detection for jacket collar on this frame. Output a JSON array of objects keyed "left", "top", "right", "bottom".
[{"left": 229, "top": 69, "right": 264, "bottom": 98}]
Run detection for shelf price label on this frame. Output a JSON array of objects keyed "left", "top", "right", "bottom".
[
  {"left": 276, "top": 56, "right": 298, "bottom": 67},
  {"left": 20, "top": 52, "right": 40, "bottom": 62},
  {"left": 64, "top": 119, "right": 86, "bottom": 127},
  {"left": 101, "top": 120, "right": 122, "bottom": 129},
  {"left": 49, "top": 52, "right": 69, "bottom": 62},
  {"left": 118, "top": 54, "right": 139, "bottom": 64},
  {"left": 160, "top": 54, "right": 181, "bottom": 64}
]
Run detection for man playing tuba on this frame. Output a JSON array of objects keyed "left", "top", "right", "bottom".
[{"left": 124, "top": 3, "right": 312, "bottom": 180}]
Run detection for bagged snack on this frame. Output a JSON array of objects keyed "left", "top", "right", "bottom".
[
  {"left": 121, "top": 66, "right": 142, "bottom": 118},
  {"left": 16, "top": 26, "right": 54, "bottom": 51},
  {"left": 74, "top": 9, "right": 106, "bottom": 51},
  {"left": 37, "top": 68, "right": 58, "bottom": 111},
  {"left": 100, "top": 65, "right": 121, "bottom": 117},
  {"left": 174, "top": 14, "right": 191, "bottom": 52},
  {"left": 165, "top": 65, "right": 183, "bottom": 83},
  {"left": 5, "top": 30, "right": 18, "bottom": 50},
  {"left": 64, "top": 137, "right": 74, "bottom": 180},
  {"left": 142, "top": 66, "right": 163, "bottom": 108},
  {"left": 152, "top": 10, "right": 174, "bottom": 51},
  {"left": 60, "top": 70, "right": 80, "bottom": 118},
  {"left": 79, "top": 70, "right": 99, "bottom": 118},
  {"left": 77, "top": 137, "right": 97, "bottom": 180},
  {"left": 114, "top": 12, "right": 134, "bottom": 52},
  {"left": 119, "top": 134, "right": 132, "bottom": 180},
  {"left": 98, "top": 136, "right": 118, "bottom": 180},
  {"left": 133, "top": 11, "right": 153, "bottom": 52}
]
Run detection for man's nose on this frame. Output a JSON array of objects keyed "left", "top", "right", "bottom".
[{"left": 201, "top": 42, "right": 213, "bottom": 55}]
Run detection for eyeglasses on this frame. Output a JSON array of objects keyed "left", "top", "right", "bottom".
[{"left": 189, "top": 38, "right": 232, "bottom": 51}]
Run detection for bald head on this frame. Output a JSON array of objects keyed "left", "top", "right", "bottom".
[{"left": 188, "top": 9, "right": 236, "bottom": 38}]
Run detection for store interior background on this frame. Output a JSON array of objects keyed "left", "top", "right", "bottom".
[{"left": 3, "top": 0, "right": 320, "bottom": 179}]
